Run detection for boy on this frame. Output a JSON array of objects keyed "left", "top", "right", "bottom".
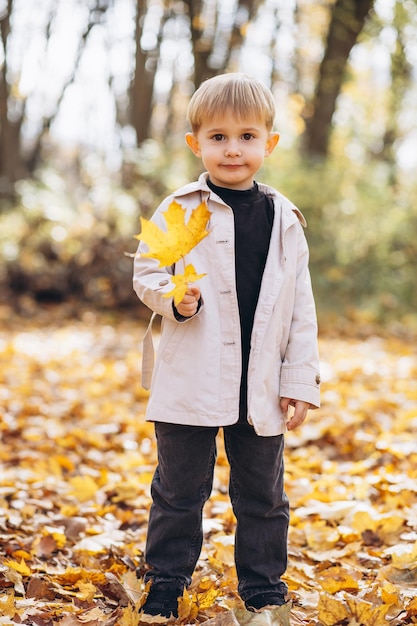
[{"left": 133, "top": 73, "right": 320, "bottom": 620}]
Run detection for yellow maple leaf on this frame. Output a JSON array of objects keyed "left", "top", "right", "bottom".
[
  {"left": 318, "top": 566, "right": 359, "bottom": 594},
  {"left": 0, "top": 592, "right": 15, "bottom": 618},
  {"left": 234, "top": 602, "right": 292, "bottom": 625},
  {"left": 76, "top": 581, "right": 97, "bottom": 602},
  {"left": 178, "top": 590, "right": 198, "bottom": 621},
  {"left": 55, "top": 566, "right": 84, "bottom": 585},
  {"left": 380, "top": 582, "right": 400, "bottom": 605},
  {"left": 194, "top": 587, "right": 221, "bottom": 610},
  {"left": 78, "top": 607, "right": 111, "bottom": 623},
  {"left": 69, "top": 475, "right": 99, "bottom": 502},
  {"left": 163, "top": 263, "right": 207, "bottom": 306},
  {"left": 345, "top": 594, "right": 390, "bottom": 625},
  {"left": 117, "top": 604, "right": 140, "bottom": 626},
  {"left": 389, "top": 539, "right": 417, "bottom": 567},
  {"left": 3, "top": 557, "right": 31, "bottom": 577},
  {"left": 318, "top": 593, "right": 349, "bottom": 626},
  {"left": 406, "top": 597, "right": 417, "bottom": 616},
  {"left": 136, "top": 200, "right": 211, "bottom": 267}
]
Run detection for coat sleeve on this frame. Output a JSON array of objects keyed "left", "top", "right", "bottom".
[
  {"left": 280, "top": 223, "right": 321, "bottom": 408},
  {"left": 133, "top": 248, "right": 178, "bottom": 321},
  {"left": 133, "top": 200, "right": 204, "bottom": 389}
]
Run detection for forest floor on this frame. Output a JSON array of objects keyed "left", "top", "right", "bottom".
[{"left": 0, "top": 304, "right": 416, "bottom": 625}]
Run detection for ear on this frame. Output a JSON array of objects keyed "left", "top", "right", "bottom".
[
  {"left": 185, "top": 132, "right": 201, "bottom": 157},
  {"left": 265, "top": 132, "right": 280, "bottom": 157}
]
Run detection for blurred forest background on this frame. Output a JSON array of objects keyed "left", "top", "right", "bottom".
[{"left": 1, "top": 0, "right": 417, "bottom": 332}]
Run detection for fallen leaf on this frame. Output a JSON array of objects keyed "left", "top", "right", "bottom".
[
  {"left": 345, "top": 593, "right": 390, "bottom": 625},
  {"left": 0, "top": 592, "right": 15, "bottom": 618},
  {"left": 69, "top": 475, "right": 99, "bottom": 502},
  {"left": 234, "top": 602, "right": 291, "bottom": 625},
  {"left": 318, "top": 593, "right": 349, "bottom": 626},
  {"left": 317, "top": 566, "right": 359, "bottom": 594},
  {"left": 76, "top": 581, "right": 97, "bottom": 602},
  {"left": 3, "top": 557, "right": 31, "bottom": 576}
]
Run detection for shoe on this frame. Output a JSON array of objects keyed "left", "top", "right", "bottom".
[
  {"left": 139, "top": 581, "right": 183, "bottom": 622},
  {"left": 245, "top": 592, "right": 287, "bottom": 612}
]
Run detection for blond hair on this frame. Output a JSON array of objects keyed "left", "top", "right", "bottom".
[{"left": 187, "top": 73, "right": 276, "bottom": 132}]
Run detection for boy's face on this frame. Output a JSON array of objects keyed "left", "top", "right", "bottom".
[{"left": 185, "top": 110, "right": 279, "bottom": 191}]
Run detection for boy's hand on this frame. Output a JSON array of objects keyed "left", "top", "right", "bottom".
[
  {"left": 280, "top": 397, "right": 310, "bottom": 431},
  {"left": 175, "top": 286, "right": 201, "bottom": 318}
]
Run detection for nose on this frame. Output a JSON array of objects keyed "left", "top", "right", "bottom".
[{"left": 225, "top": 140, "right": 241, "bottom": 157}]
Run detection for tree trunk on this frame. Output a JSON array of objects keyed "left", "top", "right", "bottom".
[
  {"left": 184, "top": 0, "right": 216, "bottom": 87},
  {"left": 303, "top": 0, "right": 375, "bottom": 158},
  {"left": 0, "top": 0, "right": 26, "bottom": 194},
  {"left": 0, "top": 0, "right": 109, "bottom": 193},
  {"left": 379, "top": 0, "right": 412, "bottom": 166},
  {"left": 225, "top": 0, "right": 262, "bottom": 68},
  {"left": 185, "top": 0, "right": 261, "bottom": 88},
  {"left": 131, "top": 0, "right": 162, "bottom": 145}
]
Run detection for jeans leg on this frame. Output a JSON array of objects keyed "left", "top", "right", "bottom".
[
  {"left": 145, "top": 422, "right": 218, "bottom": 588},
  {"left": 223, "top": 422, "right": 289, "bottom": 601}
]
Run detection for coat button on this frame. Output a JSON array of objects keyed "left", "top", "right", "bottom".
[{"left": 315, "top": 374, "right": 321, "bottom": 385}]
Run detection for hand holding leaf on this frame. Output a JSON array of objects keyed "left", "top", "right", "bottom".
[
  {"left": 135, "top": 200, "right": 211, "bottom": 305},
  {"left": 165, "top": 266, "right": 206, "bottom": 307}
]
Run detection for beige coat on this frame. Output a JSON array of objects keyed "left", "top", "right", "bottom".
[{"left": 133, "top": 173, "right": 320, "bottom": 436}]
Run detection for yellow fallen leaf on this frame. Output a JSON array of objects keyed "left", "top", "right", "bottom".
[
  {"left": 195, "top": 587, "right": 222, "bottom": 610},
  {"left": 234, "top": 602, "right": 291, "bottom": 625},
  {"left": 351, "top": 510, "right": 376, "bottom": 533},
  {"left": 69, "top": 475, "right": 99, "bottom": 502},
  {"left": 12, "top": 549, "right": 31, "bottom": 560},
  {"left": 388, "top": 540, "right": 417, "bottom": 567},
  {"left": 377, "top": 513, "right": 405, "bottom": 538},
  {"left": 345, "top": 593, "right": 390, "bottom": 625},
  {"left": 138, "top": 611, "right": 167, "bottom": 624},
  {"left": 136, "top": 200, "right": 211, "bottom": 267},
  {"left": 406, "top": 596, "right": 417, "bottom": 616},
  {"left": 212, "top": 538, "right": 236, "bottom": 568},
  {"left": 380, "top": 581, "right": 400, "bottom": 605},
  {"left": 3, "top": 557, "right": 31, "bottom": 577},
  {"left": 305, "top": 521, "right": 340, "bottom": 551},
  {"left": 123, "top": 569, "right": 144, "bottom": 605},
  {"left": 76, "top": 581, "right": 97, "bottom": 602},
  {"left": 198, "top": 575, "right": 215, "bottom": 590},
  {"left": 55, "top": 567, "right": 84, "bottom": 585},
  {"left": 54, "top": 454, "right": 75, "bottom": 472},
  {"left": 4, "top": 567, "right": 25, "bottom": 596},
  {"left": 0, "top": 591, "right": 16, "bottom": 617},
  {"left": 51, "top": 531, "right": 67, "bottom": 549},
  {"left": 77, "top": 607, "right": 110, "bottom": 623},
  {"left": 208, "top": 553, "right": 225, "bottom": 575},
  {"left": 178, "top": 590, "right": 198, "bottom": 622},
  {"left": 318, "top": 566, "right": 359, "bottom": 594},
  {"left": 60, "top": 504, "right": 80, "bottom": 517},
  {"left": 117, "top": 603, "right": 140, "bottom": 626},
  {"left": 163, "top": 263, "right": 207, "bottom": 305},
  {"left": 318, "top": 593, "right": 349, "bottom": 626}
]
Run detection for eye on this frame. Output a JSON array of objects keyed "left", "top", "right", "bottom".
[
  {"left": 212, "top": 134, "right": 225, "bottom": 141},
  {"left": 242, "top": 133, "right": 254, "bottom": 140}
]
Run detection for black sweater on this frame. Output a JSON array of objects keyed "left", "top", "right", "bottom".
[{"left": 208, "top": 179, "right": 274, "bottom": 419}]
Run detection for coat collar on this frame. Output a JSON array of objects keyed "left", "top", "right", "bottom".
[{"left": 172, "top": 172, "right": 307, "bottom": 228}]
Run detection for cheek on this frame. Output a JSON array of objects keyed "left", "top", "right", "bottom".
[
  {"left": 254, "top": 147, "right": 268, "bottom": 161},
  {"left": 201, "top": 146, "right": 219, "bottom": 162}
]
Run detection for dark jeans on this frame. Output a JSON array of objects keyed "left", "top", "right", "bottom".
[{"left": 144, "top": 420, "right": 289, "bottom": 601}]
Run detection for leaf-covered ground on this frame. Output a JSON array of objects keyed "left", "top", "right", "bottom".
[{"left": 0, "top": 307, "right": 416, "bottom": 625}]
